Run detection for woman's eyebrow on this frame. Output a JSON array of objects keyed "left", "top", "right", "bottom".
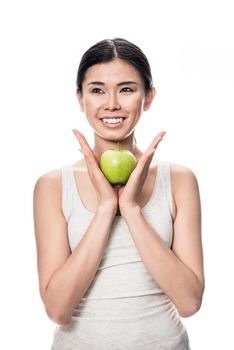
[{"left": 88, "top": 81, "right": 138, "bottom": 86}]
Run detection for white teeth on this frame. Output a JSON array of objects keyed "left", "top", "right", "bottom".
[{"left": 102, "top": 118, "right": 124, "bottom": 124}]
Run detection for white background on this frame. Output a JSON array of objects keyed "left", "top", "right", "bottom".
[{"left": 0, "top": 0, "right": 233, "bottom": 349}]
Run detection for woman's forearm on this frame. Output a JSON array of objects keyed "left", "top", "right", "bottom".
[
  {"left": 44, "top": 206, "right": 116, "bottom": 325},
  {"left": 121, "top": 205, "right": 203, "bottom": 317}
]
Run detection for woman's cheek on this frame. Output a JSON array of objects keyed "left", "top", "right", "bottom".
[
  {"left": 83, "top": 96, "right": 102, "bottom": 113},
  {"left": 123, "top": 95, "right": 145, "bottom": 112}
]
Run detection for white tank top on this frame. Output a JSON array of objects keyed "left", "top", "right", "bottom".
[{"left": 51, "top": 161, "right": 190, "bottom": 350}]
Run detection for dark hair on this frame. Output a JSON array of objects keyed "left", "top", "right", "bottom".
[{"left": 76, "top": 38, "right": 153, "bottom": 95}]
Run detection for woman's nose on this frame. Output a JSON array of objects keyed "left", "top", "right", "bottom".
[{"left": 104, "top": 92, "right": 121, "bottom": 111}]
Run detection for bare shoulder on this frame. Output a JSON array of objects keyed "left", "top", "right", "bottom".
[
  {"left": 34, "top": 168, "right": 62, "bottom": 183},
  {"left": 33, "top": 168, "right": 62, "bottom": 205},
  {"left": 170, "top": 163, "right": 197, "bottom": 178},
  {"left": 170, "top": 163, "right": 199, "bottom": 191}
]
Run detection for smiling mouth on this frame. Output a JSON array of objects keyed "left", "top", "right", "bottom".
[{"left": 100, "top": 117, "right": 127, "bottom": 125}]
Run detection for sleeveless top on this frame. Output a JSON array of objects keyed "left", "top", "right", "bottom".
[{"left": 51, "top": 161, "right": 190, "bottom": 350}]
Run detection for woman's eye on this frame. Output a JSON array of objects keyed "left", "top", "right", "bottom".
[
  {"left": 92, "top": 88, "right": 104, "bottom": 94},
  {"left": 121, "top": 87, "right": 133, "bottom": 93}
]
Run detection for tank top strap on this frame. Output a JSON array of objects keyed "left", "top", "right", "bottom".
[
  {"left": 60, "top": 164, "right": 77, "bottom": 222},
  {"left": 154, "top": 161, "right": 173, "bottom": 218}
]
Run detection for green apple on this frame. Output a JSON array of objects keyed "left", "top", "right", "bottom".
[{"left": 100, "top": 149, "right": 137, "bottom": 185}]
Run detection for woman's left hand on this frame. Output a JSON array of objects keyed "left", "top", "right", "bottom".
[{"left": 118, "top": 131, "right": 166, "bottom": 214}]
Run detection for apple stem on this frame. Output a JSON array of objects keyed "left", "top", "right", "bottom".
[{"left": 118, "top": 141, "right": 120, "bottom": 150}]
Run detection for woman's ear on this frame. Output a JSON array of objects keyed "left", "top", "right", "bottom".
[
  {"left": 143, "top": 87, "right": 156, "bottom": 111},
  {"left": 76, "top": 91, "right": 84, "bottom": 112}
]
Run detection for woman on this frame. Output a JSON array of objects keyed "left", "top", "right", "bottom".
[{"left": 33, "top": 38, "right": 204, "bottom": 349}]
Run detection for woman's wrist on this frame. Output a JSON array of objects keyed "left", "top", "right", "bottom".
[
  {"left": 119, "top": 203, "right": 141, "bottom": 219},
  {"left": 96, "top": 203, "right": 118, "bottom": 217}
]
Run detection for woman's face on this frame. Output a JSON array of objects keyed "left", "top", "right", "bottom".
[{"left": 77, "top": 58, "right": 155, "bottom": 142}]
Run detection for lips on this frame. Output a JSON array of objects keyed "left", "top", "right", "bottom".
[
  {"left": 99, "top": 116, "right": 127, "bottom": 120},
  {"left": 99, "top": 116, "right": 127, "bottom": 128}
]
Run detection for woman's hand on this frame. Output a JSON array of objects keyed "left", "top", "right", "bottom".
[
  {"left": 118, "top": 131, "right": 166, "bottom": 214},
  {"left": 72, "top": 129, "right": 118, "bottom": 213}
]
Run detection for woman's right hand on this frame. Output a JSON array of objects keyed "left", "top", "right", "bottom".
[{"left": 72, "top": 129, "right": 119, "bottom": 213}]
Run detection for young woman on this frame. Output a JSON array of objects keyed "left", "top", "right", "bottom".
[{"left": 33, "top": 38, "right": 204, "bottom": 349}]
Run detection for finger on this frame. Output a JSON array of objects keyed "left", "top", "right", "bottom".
[
  {"left": 153, "top": 131, "right": 166, "bottom": 149},
  {"left": 72, "top": 129, "right": 93, "bottom": 154},
  {"left": 93, "top": 151, "right": 100, "bottom": 163},
  {"left": 72, "top": 128, "right": 94, "bottom": 163},
  {"left": 137, "top": 131, "right": 165, "bottom": 166},
  {"left": 146, "top": 131, "right": 166, "bottom": 154},
  {"left": 78, "top": 148, "right": 89, "bottom": 158},
  {"left": 142, "top": 151, "right": 155, "bottom": 172},
  {"left": 72, "top": 129, "right": 99, "bottom": 167},
  {"left": 79, "top": 148, "right": 97, "bottom": 168},
  {"left": 72, "top": 129, "right": 89, "bottom": 149},
  {"left": 134, "top": 135, "right": 162, "bottom": 177}
]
